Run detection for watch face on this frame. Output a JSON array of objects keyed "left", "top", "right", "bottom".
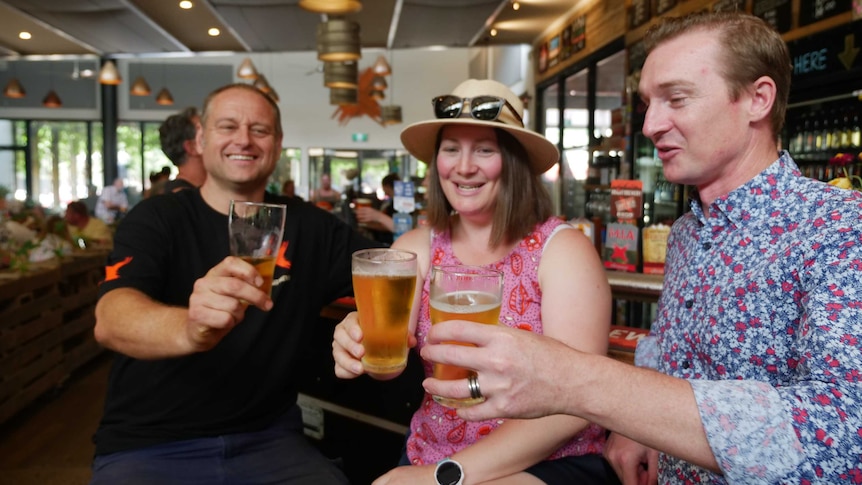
[{"left": 436, "top": 461, "right": 462, "bottom": 485}]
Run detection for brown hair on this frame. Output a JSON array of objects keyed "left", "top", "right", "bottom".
[
  {"left": 425, "top": 128, "right": 553, "bottom": 248},
  {"left": 200, "top": 83, "right": 283, "bottom": 137},
  {"left": 643, "top": 11, "right": 791, "bottom": 137}
]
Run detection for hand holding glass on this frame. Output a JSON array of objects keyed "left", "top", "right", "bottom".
[
  {"left": 228, "top": 201, "right": 286, "bottom": 298},
  {"left": 352, "top": 248, "right": 418, "bottom": 375},
  {"left": 429, "top": 265, "right": 503, "bottom": 408}
]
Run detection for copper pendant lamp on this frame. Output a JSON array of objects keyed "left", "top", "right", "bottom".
[
  {"left": 3, "top": 78, "right": 26, "bottom": 98},
  {"left": 98, "top": 60, "right": 121, "bottom": 85},
  {"left": 130, "top": 76, "right": 152, "bottom": 96},
  {"left": 155, "top": 87, "right": 174, "bottom": 106},
  {"left": 237, "top": 58, "right": 258, "bottom": 80},
  {"left": 42, "top": 90, "right": 62, "bottom": 108}
]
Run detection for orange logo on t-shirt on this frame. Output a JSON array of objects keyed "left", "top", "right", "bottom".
[
  {"left": 104, "top": 256, "right": 133, "bottom": 283},
  {"left": 276, "top": 241, "right": 291, "bottom": 269}
]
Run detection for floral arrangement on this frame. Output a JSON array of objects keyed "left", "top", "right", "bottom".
[
  {"left": 0, "top": 202, "right": 73, "bottom": 273},
  {"left": 827, "top": 152, "right": 862, "bottom": 191}
]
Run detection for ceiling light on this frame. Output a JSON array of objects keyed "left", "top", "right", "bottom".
[
  {"left": 329, "top": 87, "right": 357, "bottom": 106},
  {"left": 130, "top": 76, "right": 152, "bottom": 96},
  {"left": 324, "top": 61, "right": 358, "bottom": 89},
  {"left": 370, "top": 88, "right": 385, "bottom": 101},
  {"left": 372, "top": 55, "right": 391, "bottom": 76},
  {"left": 98, "top": 60, "right": 121, "bottom": 85},
  {"left": 490, "top": 28, "right": 498, "bottom": 37},
  {"left": 42, "top": 90, "right": 62, "bottom": 108},
  {"left": 371, "top": 75, "right": 387, "bottom": 90},
  {"left": 237, "top": 58, "right": 258, "bottom": 79},
  {"left": 208, "top": 27, "right": 220, "bottom": 36},
  {"left": 317, "top": 19, "right": 361, "bottom": 62},
  {"left": 156, "top": 87, "right": 174, "bottom": 106},
  {"left": 18, "top": 32, "right": 31, "bottom": 40},
  {"left": 3, "top": 78, "right": 26, "bottom": 99},
  {"left": 512, "top": 1, "right": 520, "bottom": 10},
  {"left": 179, "top": 1, "right": 193, "bottom": 8},
  {"left": 381, "top": 105, "right": 402, "bottom": 125},
  {"left": 299, "top": 0, "right": 362, "bottom": 14}
]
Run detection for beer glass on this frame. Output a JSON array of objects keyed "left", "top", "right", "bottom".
[
  {"left": 429, "top": 265, "right": 503, "bottom": 408},
  {"left": 352, "top": 248, "right": 418, "bottom": 374},
  {"left": 228, "top": 201, "right": 287, "bottom": 298}
]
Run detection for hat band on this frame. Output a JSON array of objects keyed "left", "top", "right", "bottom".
[{"left": 432, "top": 95, "right": 524, "bottom": 127}]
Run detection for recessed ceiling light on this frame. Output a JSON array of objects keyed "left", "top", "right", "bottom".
[
  {"left": 512, "top": 1, "right": 520, "bottom": 11},
  {"left": 490, "top": 28, "right": 498, "bottom": 37},
  {"left": 19, "top": 32, "right": 31, "bottom": 40},
  {"left": 179, "top": 1, "right": 193, "bottom": 9},
  {"left": 208, "top": 27, "right": 220, "bottom": 36}
]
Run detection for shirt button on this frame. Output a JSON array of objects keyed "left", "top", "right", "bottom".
[
  {"left": 682, "top": 360, "right": 691, "bottom": 369},
  {"left": 685, "top": 300, "right": 694, "bottom": 309},
  {"left": 702, "top": 242, "right": 712, "bottom": 250}
]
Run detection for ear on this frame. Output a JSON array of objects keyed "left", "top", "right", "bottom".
[
  {"left": 748, "top": 75, "right": 776, "bottom": 126},
  {"left": 183, "top": 138, "right": 199, "bottom": 156},
  {"left": 195, "top": 123, "right": 205, "bottom": 153}
]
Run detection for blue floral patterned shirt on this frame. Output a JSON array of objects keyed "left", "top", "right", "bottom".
[{"left": 635, "top": 152, "right": 862, "bottom": 484}]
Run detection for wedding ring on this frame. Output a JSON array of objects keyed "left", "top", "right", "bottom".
[{"left": 467, "top": 374, "right": 482, "bottom": 400}]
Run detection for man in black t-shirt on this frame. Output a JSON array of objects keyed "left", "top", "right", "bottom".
[{"left": 91, "top": 84, "right": 377, "bottom": 484}]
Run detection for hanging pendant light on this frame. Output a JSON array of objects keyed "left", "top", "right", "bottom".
[
  {"left": 371, "top": 75, "right": 387, "bottom": 90},
  {"left": 372, "top": 55, "right": 391, "bottom": 76},
  {"left": 370, "top": 88, "right": 385, "bottom": 101},
  {"left": 98, "top": 60, "right": 121, "bottom": 85},
  {"left": 3, "top": 78, "right": 26, "bottom": 98},
  {"left": 130, "top": 75, "right": 152, "bottom": 96},
  {"left": 330, "top": 87, "right": 357, "bottom": 105},
  {"left": 299, "top": 0, "right": 362, "bottom": 14},
  {"left": 317, "top": 19, "right": 361, "bottom": 62},
  {"left": 237, "top": 58, "right": 258, "bottom": 79},
  {"left": 155, "top": 87, "right": 174, "bottom": 106},
  {"left": 42, "top": 90, "right": 62, "bottom": 108},
  {"left": 381, "top": 105, "right": 402, "bottom": 125},
  {"left": 324, "top": 61, "right": 358, "bottom": 88}
]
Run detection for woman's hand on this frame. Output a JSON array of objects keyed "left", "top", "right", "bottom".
[{"left": 332, "top": 311, "right": 367, "bottom": 379}]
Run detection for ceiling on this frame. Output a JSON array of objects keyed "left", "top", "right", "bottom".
[{"left": 0, "top": 0, "right": 579, "bottom": 59}]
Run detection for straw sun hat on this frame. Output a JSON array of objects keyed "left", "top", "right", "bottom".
[{"left": 400, "top": 79, "right": 560, "bottom": 175}]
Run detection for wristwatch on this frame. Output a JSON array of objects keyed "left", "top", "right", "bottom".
[{"left": 435, "top": 458, "right": 464, "bottom": 485}]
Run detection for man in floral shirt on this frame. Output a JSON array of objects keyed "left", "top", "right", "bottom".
[{"left": 419, "top": 11, "right": 862, "bottom": 484}]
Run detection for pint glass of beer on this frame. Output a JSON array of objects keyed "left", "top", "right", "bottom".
[
  {"left": 228, "top": 201, "right": 287, "bottom": 298},
  {"left": 352, "top": 248, "right": 418, "bottom": 374},
  {"left": 429, "top": 265, "right": 503, "bottom": 408}
]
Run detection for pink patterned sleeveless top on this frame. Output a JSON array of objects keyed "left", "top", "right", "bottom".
[{"left": 405, "top": 217, "right": 606, "bottom": 465}]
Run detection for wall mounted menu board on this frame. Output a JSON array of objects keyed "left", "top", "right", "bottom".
[
  {"left": 798, "top": 0, "right": 852, "bottom": 27},
  {"left": 752, "top": 0, "right": 792, "bottom": 33},
  {"left": 630, "top": 0, "right": 651, "bottom": 29},
  {"left": 654, "top": 0, "right": 678, "bottom": 15}
]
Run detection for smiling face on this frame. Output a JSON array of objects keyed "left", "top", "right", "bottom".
[
  {"left": 197, "top": 87, "right": 282, "bottom": 195},
  {"left": 639, "top": 29, "right": 754, "bottom": 197},
  {"left": 435, "top": 124, "right": 503, "bottom": 221}
]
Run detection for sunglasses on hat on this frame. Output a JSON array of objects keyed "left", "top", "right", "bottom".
[{"left": 432, "top": 95, "right": 523, "bottom": 126}]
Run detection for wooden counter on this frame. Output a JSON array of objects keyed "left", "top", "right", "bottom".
[{"left": 0, "top": 251, "right": 107, "bottom": 425}]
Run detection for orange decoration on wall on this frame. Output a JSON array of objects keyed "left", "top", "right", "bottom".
[{"left": 332, "top": 67, "right": 383, "bottom": 126}]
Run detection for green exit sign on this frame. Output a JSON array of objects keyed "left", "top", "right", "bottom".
[{"left": 352, "top": 132, "right": 368, "bottom": 142}]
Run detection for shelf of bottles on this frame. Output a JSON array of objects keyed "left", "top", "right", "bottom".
[{"left": 783, "top": 96, "right": 862, "bottom": 181}]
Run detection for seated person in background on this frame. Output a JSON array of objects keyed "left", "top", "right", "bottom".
[
  {"left": 65, "top": 200, "right": 112, "bottom": 247},
  {"left": 333, "top": 79, "right": 617, "bottom": 484},
  {"left": 95, "top": 177, "right": 128, "bottom": 224},
  {"left": 309, "top": 173, "right": 340, "bottom": 211},
  {"left": 355, "top": 172, "right": 399, "bottom": 244},
  {"left": 155, "top": 106, "right": 207, "bottom": 195},
  {"left": 281, "top": 179, "right": 303, "bottom": 201}
]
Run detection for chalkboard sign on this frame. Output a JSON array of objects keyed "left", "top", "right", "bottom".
[
  {"left": 630, "top": 0, "right": 651, "bottom": 29},
  {"left": 752, "top": 0, "right": 792, "bottom": 33},
  {"left": 712, "top": 0, "right": 746, "bottom": 12},
  {"left": 798, "top": 0, "right": 851, "bottom": 27},
  {"left": 654, "top": 0, "right": 677, "bottom": 15}
]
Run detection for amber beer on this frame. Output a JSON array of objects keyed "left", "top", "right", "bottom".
[
  {"left": 352, "top": 249, "right": 418, "bottom": 374},
  {"left": 428, "top": 265, "right": 503, "bottom": 408},
  {"left": 240, "top": 256, "right": 277, "bottom": 296},
  {"left": 429, "top": 291, "right": 501, "bottom": 407}
]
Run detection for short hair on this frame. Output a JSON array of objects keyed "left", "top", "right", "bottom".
[
  {"left": 381, "top": 173, "right": 400, "bottom": 188},
  {"left": 425, "top": 128, "right": 553, "bottom": 248},
  {"left": 200, "top": 83, "right": 283, "bottom": 138},
  {"left": 643, "top": 11, "right": 792, "bottom": 137},
  {"left": 159, "top": 107, "right": 199, "bottom": 166},
  {"left": 67, "top": 200, "right": 89, "bottom": 217}
]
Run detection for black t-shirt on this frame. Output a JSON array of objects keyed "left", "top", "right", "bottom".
[{"left": 94, "top": 189, "right": 378, "bottom": 455}]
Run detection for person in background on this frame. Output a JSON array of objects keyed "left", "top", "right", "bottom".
[
  {"left": 90, "top": 83, "right": 378, "bottom": 484},
  {"left": 333, "top": 79, "right": 616, "bottom": 484},
  {"left": 65, "top": 200, "right": 112, "bottom": 248},
  {"left": 355, "top": 172, "right": 399, "bottom": 244},
  {"left": 420, "top": 11, "right": 862, "bottom": 485},
  {"left": 155, "top": 106, "right": 207, "bottom": 195},
  {"left": 309, "top": 173, "right": 340, "bottom": 211},
  {"left": 95, "top": 177, "right": 128, "bottom": 224},
  {"left": 281, "top": 178, "right": 303, "bottom": 201},
  {"left": 144, "top": 166, "right": 171, "bottom": 199}
]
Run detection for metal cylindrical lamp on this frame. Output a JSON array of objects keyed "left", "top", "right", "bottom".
[
  {"left": 299, "top": 0, "right": 362, "bottom": 14},
  {"left": 381, "top": 105, "right": 402, "bottom": 125},
  {"left": 330, "top": 87, "right": 357, "bottom": 105},
  {"left": 324, "top": 61, "right": 358, "bottom": 88},
  {"left": 317, "top": 19, "right": 361, "bottom": 62}
]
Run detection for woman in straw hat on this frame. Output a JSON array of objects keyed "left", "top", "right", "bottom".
[{"left": 333, "top": 79, "right": 617, "bottom": 484}]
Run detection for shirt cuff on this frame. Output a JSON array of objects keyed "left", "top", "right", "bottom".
[{"left": 634, "top": 336, "right": 659, "bottom": 368}]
